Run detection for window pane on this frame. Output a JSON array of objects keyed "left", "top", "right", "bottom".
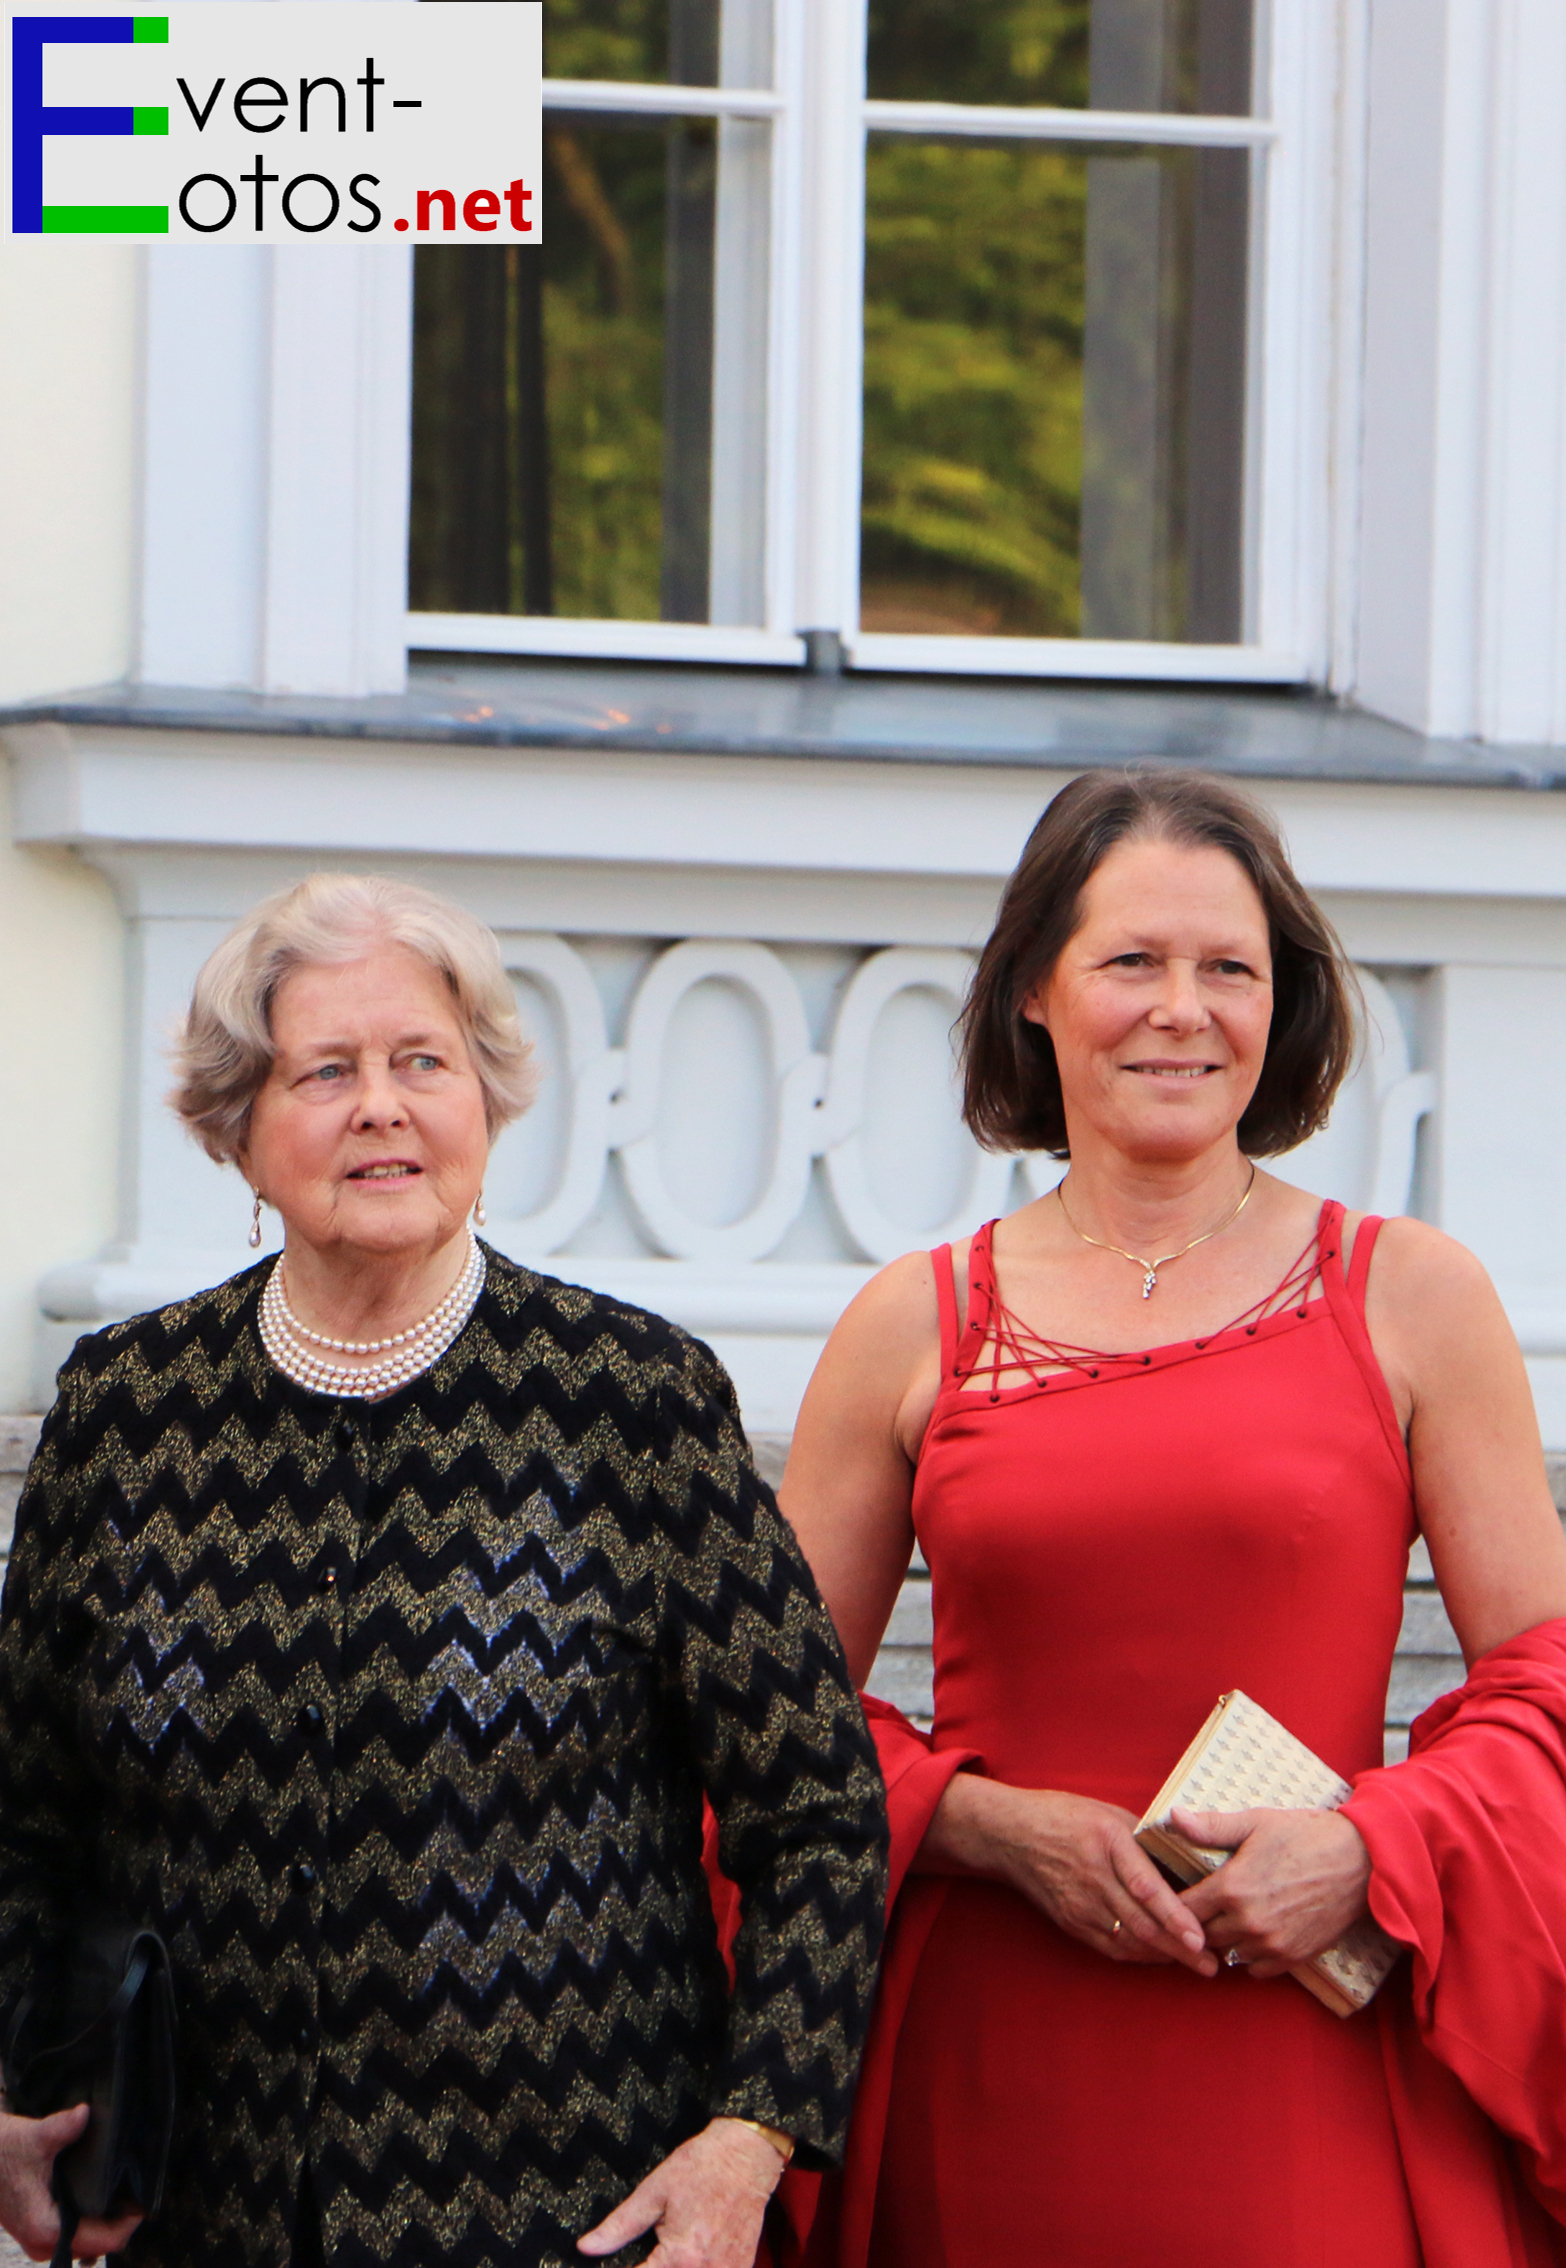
[
  {"left": 545, "top": 0, "right": 772, "bottom": 90},
  {"left": 860, "top": 136, "right": 1249, "bottom": 643},
  {"left": 867, "top": 0, "right": 1253, "bottom": 117},
  {"left": 410, "top": 113, "right": 769, "bottom": 625}
]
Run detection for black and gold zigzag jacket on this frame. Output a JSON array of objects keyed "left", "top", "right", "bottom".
[{"left": 0, "top": 1250, "right": 888, "bottom": 2268}]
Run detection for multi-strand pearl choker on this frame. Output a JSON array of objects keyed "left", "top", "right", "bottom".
[{"left": 258, "top": 1233, "right": 487, "bottom": 1399}]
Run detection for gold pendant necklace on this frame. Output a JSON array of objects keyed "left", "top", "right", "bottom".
[{"left": 1055, "top": 1164, "right": 1258, "bottom": 1298}]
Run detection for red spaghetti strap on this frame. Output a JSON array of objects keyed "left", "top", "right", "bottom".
[
  {"left": 1313, "top": 1198, "right": 1348, "bottom": 1297},
  {"left": 966, "top": 1221, "right": 1000, "bottom": 1377},
  {"left": 931, "top": 1244, "right": 960, "bottom": 1376},
  {"left": 1320, "top": 1203, "right": 1409, "bottom": 1483},
  {"left": 1346, "top": 1210, "right": 1387, "bottom": 1306}
]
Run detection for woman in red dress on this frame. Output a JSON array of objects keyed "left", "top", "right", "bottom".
[{"left": 777, "top": 771, "right": 1566, "bottom": 2268}]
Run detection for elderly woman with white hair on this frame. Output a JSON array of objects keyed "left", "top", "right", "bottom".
[{"left": 0, "top": 875, "right": 887, "bottom": 2268}]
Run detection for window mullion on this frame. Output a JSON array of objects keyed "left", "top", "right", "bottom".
[
  {"left": 762, "top": 0, "right": 807, "bottom": 639},
  {"left": 792, "top": 0, "right": 869, "bottom": 650},
  {"left": 706, "top": 1, "right": 776, "bottom": 628},
  {"left": 1250, "top": 0, "right": 1338, "bottom": 674}
]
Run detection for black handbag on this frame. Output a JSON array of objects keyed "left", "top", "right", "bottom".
[{"left": 5, "top": 1916, "right": 176, "bottom": 2268}]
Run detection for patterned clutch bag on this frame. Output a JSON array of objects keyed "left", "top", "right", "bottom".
[{"left": 1134, "top": 1689, "right": 1401, "bottom": 2018}]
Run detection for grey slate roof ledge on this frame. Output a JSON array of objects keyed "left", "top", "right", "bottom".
[{"left": 2, "top": 659, "right": 1562, "bottom": 790}]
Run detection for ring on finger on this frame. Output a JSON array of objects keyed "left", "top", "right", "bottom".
[
  {"left": 1223, "top": 1947, "right": 1247, "bottom": 1968},
  {"left": 1110, "top": 1918, "right": 1123, "bottom": 1937}
]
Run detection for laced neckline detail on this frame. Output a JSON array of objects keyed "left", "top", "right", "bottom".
[{"left": 960, "top": 1207, "right": 1337, "bottom": 1404}]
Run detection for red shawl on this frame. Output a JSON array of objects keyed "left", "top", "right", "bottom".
[
  {"left": 709, "top": 1622, "right": 1566, "bottom": 2268},
  {"left": 1348, "top": 1617, "right": 1566, "bottom": 2265}
]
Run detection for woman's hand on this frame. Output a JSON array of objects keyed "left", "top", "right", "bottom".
[
  {"left": 1173, "top": 1804, "right": 1372, "bottom": 1976},
  {"left": 920, "top": 1774, "right": 1219, "bottom": 1977},
  {"left": 0, "top": 2103, "right": 143, "bottom": 2263},
  {"left": 577, "top": 2117, "right": 786, "bottom": 2266}
]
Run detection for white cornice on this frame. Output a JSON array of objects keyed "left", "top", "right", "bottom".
[{"left": 16, "top": 723, "right": 1566, "bottom": 910}]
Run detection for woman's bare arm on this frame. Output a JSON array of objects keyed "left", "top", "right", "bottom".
[
  {"left": 777, "top": 1251, "right": 942, "bottom": 1684},
  {"left": 1367, "top": 1217, "right": 1566, "bottom": 1661},
  {"left": 1183, "top": 1218, "right": 1566, "bottom": 1974}
]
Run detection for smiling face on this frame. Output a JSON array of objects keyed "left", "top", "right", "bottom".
[
  {"left": 1023, "top": 835, "right": 1275, "bottom": 1165},
  {"left": 240, "top": 944, "right": 490, "bottom": 1265}
]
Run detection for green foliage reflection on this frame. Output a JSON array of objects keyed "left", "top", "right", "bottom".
[
  {"left": 410, "top": 127, "right": 672, "bottom": 622},
  {"left": 868, "top": 0, "right": 1089, "bottom": 107},
  {"left": 543, "top": 0, "right": 667, "bottom": 85},
  {"left": 412, "top": 5, "right": 1249, "bottom": 640},
  {"left": 861, "top": 140, "right": 1086, "bottom": 638},
  {"left": 867, "top": 0, "right": 1251, "bottom": 114},
  {"left": 543, "top": 126, "right": 668, "bottom": 619}
]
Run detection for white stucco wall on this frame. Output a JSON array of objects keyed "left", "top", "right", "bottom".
[
  {"left": 0, "top": 765, "right": 122, "bottom": 1412},
  {"left": 0, "top": 243, "right": 138, "bottom": 704},
  {"left": 0, "top": 243, "right": 137, "bottom": 1410}
]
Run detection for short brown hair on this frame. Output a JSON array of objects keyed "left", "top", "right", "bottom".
[{"left": 961, "top": 770, "right": 1358, "bottom": 1158}]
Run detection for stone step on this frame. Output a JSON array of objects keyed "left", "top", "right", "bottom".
[
  {"left": 882, "top": 1579, "right": 933, "bottom": 1650},
  {"left": 1399, "top": 1590, "right": 1462, "bottom": 1655},
  {"left": 1386, "top": 1655, "right": 1466, "bottom": 1723},
  {"left": 863, "top": 1650, "right": 936, "bottom": 1723}
]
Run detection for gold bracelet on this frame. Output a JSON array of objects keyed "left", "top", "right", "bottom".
[{"left": 728, "top": 2116, "right": 796, "bottom": 2164}]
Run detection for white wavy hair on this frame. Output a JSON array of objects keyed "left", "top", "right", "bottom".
[{"left": 170, "top": 873, "right": 536, "bottom": 1164}]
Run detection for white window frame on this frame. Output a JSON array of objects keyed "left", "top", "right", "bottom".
[{"left": 407, "top": 0, "right": 1342, "bottom": 685}]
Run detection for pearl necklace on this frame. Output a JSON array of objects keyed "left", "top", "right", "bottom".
[{"left": 259, "top": 1234, "right": 486, "bottom": 1400}]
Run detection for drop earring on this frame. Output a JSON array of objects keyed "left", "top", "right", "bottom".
[
  {"left": 249, "top": 1190, "right": 264, "bottom": 1249},
  {"left": 473, "top": 1190, "right": 487, "bottom": 1229}
]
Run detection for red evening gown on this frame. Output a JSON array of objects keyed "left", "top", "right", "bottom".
[
  {"left": 720, "top": 1200, "right": 1566, "bottom": 2268},
  {"left": 836, "top": 1201, "right": 1543, "bottom": 2268}
]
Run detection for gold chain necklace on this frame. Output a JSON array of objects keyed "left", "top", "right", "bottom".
[{"left": 1055, "top": 1164, "right": 1259, "bottom": 1299}]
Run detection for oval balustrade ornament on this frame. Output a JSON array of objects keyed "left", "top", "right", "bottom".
[
  {"left": 1269, "top": 970, "right": 1435, "bottom": 1218},
  {"left": 486, "top": 937, "right": 1434, "bottom": 1266},
  {"left": 486, "top": 934, "right": 615, "bottom": 1252},
  {"left": 818, "top": 949, "right": 1014, "bottom": 1264},
  {"left": 611, "top": 940, "right": 824, "bottom": 1265}
]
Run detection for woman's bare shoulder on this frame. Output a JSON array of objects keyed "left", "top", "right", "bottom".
[
  {"left": 784, "top": 1249, "right": 947, "bottom": 1494},
  {"left": 830, "top": 1245, "right": 945, "bottom": 1353},
  {"left": 1350, "top": 1213, "right": 1513, "bottom": 1382},
  {"left": 1354, "top": 1212, "right": 1497, "bottom": 1302}
]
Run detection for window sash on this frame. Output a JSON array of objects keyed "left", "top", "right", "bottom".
[{"left": 406, "top": 0, "right": 1336, "bottom": 686}]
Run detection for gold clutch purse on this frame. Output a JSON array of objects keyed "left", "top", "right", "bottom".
[{"left": 1134, "top": 1689, "right": 1401, "bottom": 2018}]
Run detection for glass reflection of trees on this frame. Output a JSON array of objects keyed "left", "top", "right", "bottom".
[
  {"left": 409, "top": 0, "right": 1253, "bottom": 645},
  {"left": 860, "top": 135, "right": 1249, "bottom": 644},
  {"left": 862, "top": 0, "right": 1252, "bottom": 645},
  {"left": 868, "top": 0, "right": 1091, "bottom": 109},
  {"left": 413, "top": 129, "right": 672, "bottom": 621},
  {"left": 861, "top": 141, "right": 1088, "bottom": 640},
  {"left": 867, "top": 0, "right": 1251, "bottom": 116},
  {"left": 410, "top": 0, "right": 736, "bottom": 625}
]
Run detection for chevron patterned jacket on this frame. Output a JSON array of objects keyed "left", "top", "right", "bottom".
[{"left": 0, "top": 1250, "right": 888, "bottom": 2268}]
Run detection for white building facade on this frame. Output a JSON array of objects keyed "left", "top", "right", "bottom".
[{"left": 3, "top": 0, "right": 1566, "bottom": 1475}]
